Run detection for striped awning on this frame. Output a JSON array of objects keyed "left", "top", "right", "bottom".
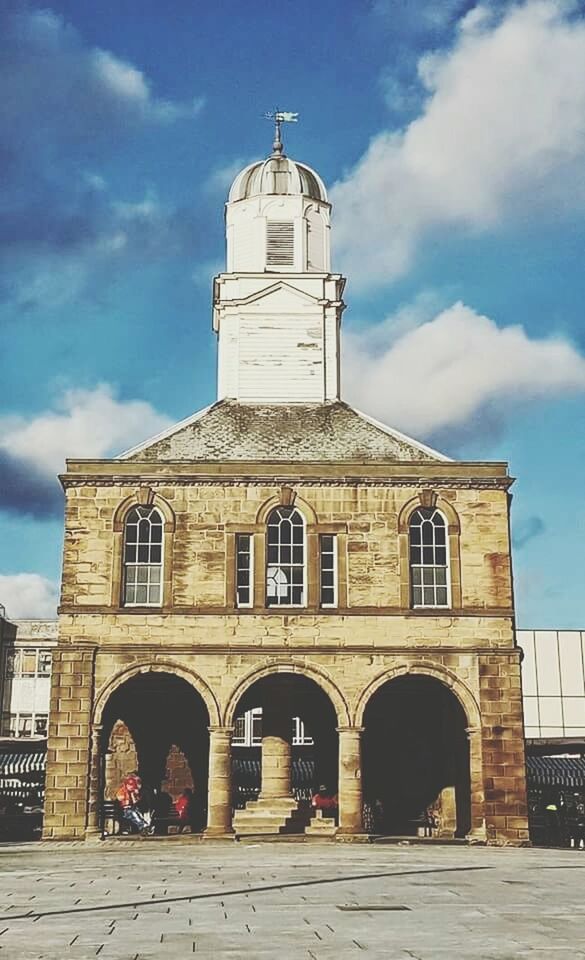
[
  {"left": 0, "top": 750, "right": 46, "bottom": 777},
  {"left": 526, "top": 755, "right": 585, "bottom": 789}
]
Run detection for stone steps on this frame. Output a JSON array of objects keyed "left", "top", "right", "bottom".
[{"left": 233, "top": 797, "right": 311, "bottom": 836}]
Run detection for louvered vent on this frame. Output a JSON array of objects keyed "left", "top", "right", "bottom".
[{"left": 266, "top": 221, "right": 294, "bottom": 267}]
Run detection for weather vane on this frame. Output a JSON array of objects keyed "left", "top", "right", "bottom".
[{"left": 264, "top": 110, "right": 299, "bottom": 156}]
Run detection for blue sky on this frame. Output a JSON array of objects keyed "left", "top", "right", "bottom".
[{"left": 0, "top": 0, "right": 584, "bottom": 625}]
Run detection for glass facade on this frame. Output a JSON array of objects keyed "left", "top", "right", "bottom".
[{"left": 519, "top": 630, "right": 585, "bottom": 738}]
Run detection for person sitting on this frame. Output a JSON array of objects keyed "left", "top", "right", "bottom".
[
  {"left": 115, "top": 771, "right": 151, "bottom": 835},
  {"left": 311, "top": 785, "right": 338, "bottom": 822}
]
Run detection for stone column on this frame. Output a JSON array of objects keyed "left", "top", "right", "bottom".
[
  {"left": 259, "top": 696, "right": 293, "bottom": 800},
  {"left": 204, "top": 726, "right": 234, "bottom": 837},
  {"left": 85, "top": 723, "right": 103, "bottom": 838},
  {"left": 466, "top": 725, "right": 487, "bottom": 841},
  {"left": 337, "top": 726, "right": 364, "bottom": 835}
]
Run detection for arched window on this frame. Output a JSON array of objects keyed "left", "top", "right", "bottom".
[
  {"left": 409, "top": 508, "right": 450, "bottom": 608},
  {"left": 266, "top": 506, "right": 306, "bottom": 607},
  {"left": 122, "top": 506, "right": 164, "bottom": 606}
]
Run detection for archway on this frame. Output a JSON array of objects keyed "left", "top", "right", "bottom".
[
  {"left": 362, "top": 674, "right": 471, "bottom": 837},
  {"left": 100, "top": 672, "right": 210, "bottom": 833},
  {"left": 230, "top": 672, "right": 339, "bottom": 834}
]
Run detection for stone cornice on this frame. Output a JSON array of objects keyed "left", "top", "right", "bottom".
[
  {"left": 55, "top": 643, "right": 521, "bottom": 657},
  {"left": 58, "top": 604, "right": 514, "bottom": 619},
  {"left": 60, "top": 459, "right": 513, "bottom": 490}
]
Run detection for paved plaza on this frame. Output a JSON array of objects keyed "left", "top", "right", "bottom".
[{"left": 0, "top": 840, "right": 583, "bottom": 959}]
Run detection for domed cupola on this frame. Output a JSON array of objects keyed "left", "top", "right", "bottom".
[
  {"left": 225, "top": 121, "right": 331, "bottom": 274},
  {"left": 228, "top": 156, "right": 327, "bottom": 204}
]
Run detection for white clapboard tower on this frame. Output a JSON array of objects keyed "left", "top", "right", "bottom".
[{"left": 213, "top": 116, "right": 345, "bottom": 403}]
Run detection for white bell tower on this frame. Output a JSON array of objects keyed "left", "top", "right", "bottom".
[{"left": 212, "top": 117, "right": 346, "bottom": 403}]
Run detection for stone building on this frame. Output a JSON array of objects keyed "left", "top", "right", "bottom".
[{"left": 43, "top": 126, "right": 528, "bottom": 842}]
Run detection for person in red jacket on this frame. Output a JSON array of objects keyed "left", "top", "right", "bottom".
[
  {"left": 311, "top": 784, "right": 338, "bottom": 822},
  {"left": 116, "top": 772, "right": 150, "bottom": 834},
  {"left": 175, "top": 788, "right": 194, "bottom": 830}
]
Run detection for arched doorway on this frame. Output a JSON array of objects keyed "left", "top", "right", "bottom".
[
  {"left": 100, "top": 672, "right": 210, "bottom": 833},
  {"left": 230, "top": 672, "right": 339, "bottom": 834},
  {"left": 362, "top": 674, "right": 471, "bottom": 837}
]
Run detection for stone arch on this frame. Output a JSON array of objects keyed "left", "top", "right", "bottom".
[
  {"left": 93, "top": 660, "right": 221, "bottom": 727},
  {"left": 223, "top": 659, "right": 350, "bottom": 727},
  {"left": 354, "top": 661, "right": 480, "bottom": 729},
  {"left": 256, "top": 492, "right": 318, "bottom": 527},
  {"left": 112, "top": 490, "right": 175, "bottom": 532},
  {"left": 397, "top": 493, "right": 460, "bottom": 535}
]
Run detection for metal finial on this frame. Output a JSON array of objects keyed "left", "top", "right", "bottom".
[{"left": 264, "top": 110, "right": 299, "bottom": 157}]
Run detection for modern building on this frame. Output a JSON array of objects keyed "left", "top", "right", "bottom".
[
  {"left": 42, "top": 126, "right": 528, "bottom": 842},
  {"left": 0, "top": 616, "right": 57, "bottom": 740}
]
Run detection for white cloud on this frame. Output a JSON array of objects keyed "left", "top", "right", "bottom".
[
  {"left": 0, "top": 7, "right": 202, "bottom": 139},
  {"left": 332, "top": 1, "right": 585, "bottom": 286},
  {"left": 0, "top": 384, "right": 172, "bottom": 476},
  {"left": 0, "top": 574, "right": 59, "bottom": 619},
  {"left": 343, "top": 301, "right": 585, "bottom": 437}
]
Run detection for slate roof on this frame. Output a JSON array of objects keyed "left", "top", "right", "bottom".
[{"left": 119, "top": 400, "right": 449, "bottom": 463}]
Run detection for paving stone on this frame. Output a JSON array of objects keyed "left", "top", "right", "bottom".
[{"left": 1, "top": 843, "right": 584, "bottom": 957}]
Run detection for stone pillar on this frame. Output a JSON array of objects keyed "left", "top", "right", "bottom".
[
  {"left": 204, "top": 726, "right": 234, "bottom": 837},
  {"left": 259, "top": 696, "right": 293, "bottom": 800},
  {"left": 85, "top": 724, "right": 103, "bottom": 838},
  {"left": 337, "top": 726, "right": 364, "bottom": 835},
  {"left": 437, "top": 785, "right": 457, "bottom": 838},
  {"left": 466, "top": 725, "right": 487, "bottom": 841}
]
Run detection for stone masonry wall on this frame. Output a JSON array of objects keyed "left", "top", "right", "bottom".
[
  {"left": 44, "top": 646, "right": 94, "bottom": 839},
  {"left": 59, "top": 483, "right": 512, "bottom": 611}
]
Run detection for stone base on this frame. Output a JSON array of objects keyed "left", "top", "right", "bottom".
[
  {"left": 233, "top": 796, "right": 310, "bottom": 836},
  {"left": 305, "top": 809, "right": 337, "bottom": 836}
]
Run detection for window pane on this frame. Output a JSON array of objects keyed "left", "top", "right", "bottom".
[
  {"left": 38, "top": 652, "right": 52, "bottom": 676},
  {"left": 4, "top": 651, "right": 18, "bottom": 678},
  {"left": 125, "top": 544, "right": 137, "bottom": 563},
  {"left": 148, "top": 585, "right": 161, "bottom": 604},
  {"left": 422, "top": 522, "right": 434, "bottom": 545},
  {"left": 423, "top": 587, "right": 434, "bottom": 605},
  {"left": 293, "top": 525, "right": 304, "bottom": 544},
  {"left": 18, "top": 715, "right": 32, "bottom": 737},
  {"left": 135, "top": 585, "right": 148, "bottom": 604},
  {"left": 436, "top": 587, "right": 448, "bottom": 606},
  {"left": 410, "top": 546, "right": 421, "bottom": 564},
  {"left": 35, "top": 716, "right": 48, "bottom": 736},
  {"left": 422, "top": 547, "right": 433, "bottom": 565},
  {"left": 22, "top": 651, "right": 37, "bottom": 676},
  {"left": 412, "top": 586, "right": 423, "bottom": 606}
]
